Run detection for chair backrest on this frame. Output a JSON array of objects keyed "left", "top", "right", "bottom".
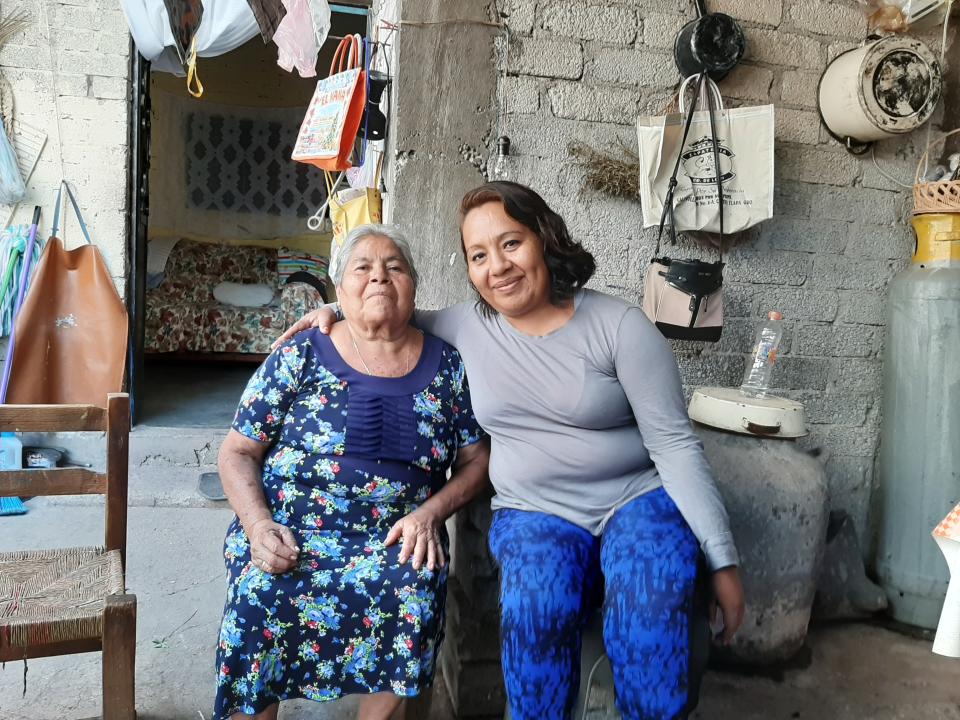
[{"left": 0, "top": 393, "right": 130, "bottom": 567}]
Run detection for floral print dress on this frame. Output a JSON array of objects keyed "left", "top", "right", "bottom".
[{"left": 214, "top": 329, "right": 485, "bottom": 718}]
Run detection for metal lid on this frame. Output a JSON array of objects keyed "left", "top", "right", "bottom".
[
  {"left": 688, "top": 386, "right": 808, "bottom": 438},
  {"left": 860, "top": 36, "right": 942, "bottom": 134}
]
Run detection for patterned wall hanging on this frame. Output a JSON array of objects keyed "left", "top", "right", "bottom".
[{"left": 185, "top": 108, "right": 326, "bottom": 218}]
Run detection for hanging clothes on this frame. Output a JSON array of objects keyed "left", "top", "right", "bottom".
[
  {"left": 246, "top": 0, "right": 286, "bottom": 43},
  {"left": 273, "top": 0, "right": 319, "bottom": 77},
  {"left": 120, "top": 0, "right": 260, "bottom": 76}
]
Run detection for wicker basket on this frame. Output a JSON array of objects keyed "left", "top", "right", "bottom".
[{"left": 914, "top": 128, "right": 960, "bottom": 215}]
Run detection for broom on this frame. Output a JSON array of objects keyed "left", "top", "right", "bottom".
[{"left": 0, "top": 206, "right": 41, "bottom": 516}]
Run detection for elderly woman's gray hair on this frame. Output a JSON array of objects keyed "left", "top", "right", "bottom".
[{"left": 328, "top": 224, "right": 419, "bottom": 287}]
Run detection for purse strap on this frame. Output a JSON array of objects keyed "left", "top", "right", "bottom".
[
  {"left": 654, "top": 72, "right": 725, "bottom": 261},
  {"left": 51, "top": 180, "right": 92, "bottom": 245}
]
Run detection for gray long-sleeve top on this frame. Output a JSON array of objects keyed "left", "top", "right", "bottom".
[{"left": 417, "top": 289, "right": 737, "bottom": 570}]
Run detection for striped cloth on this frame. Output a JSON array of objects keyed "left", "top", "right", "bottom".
[{"left": 276, "top": 249, "right": 328, "bottom": 281}]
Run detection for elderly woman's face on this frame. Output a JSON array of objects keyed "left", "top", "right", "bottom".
[{"left": 337, "top": 235, "right": 416, "bottom": 328}]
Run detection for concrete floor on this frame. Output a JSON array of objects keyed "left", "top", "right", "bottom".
[
  {"left": 138, "top": 361, "right": 254, "bottom": 428},
  {"left": 3, "top": 467, "right": 959, "bottom": 719}
]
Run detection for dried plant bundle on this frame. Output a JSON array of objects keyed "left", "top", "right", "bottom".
[
  {"left": 568, "top": 140, "right": 641, "bottom": 200},
  {"left": 0, "top": 8, "right": 30, "bottom": 49}
]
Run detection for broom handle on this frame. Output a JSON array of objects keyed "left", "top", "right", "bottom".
[{"left": 0, "top": 206, "right": 41, "bottom": 403}]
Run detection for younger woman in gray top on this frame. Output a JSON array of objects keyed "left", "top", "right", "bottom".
[{"left": 283, "top": 182, "right": 744, "bottom": 719}]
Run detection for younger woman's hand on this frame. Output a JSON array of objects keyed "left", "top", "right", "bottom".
[
  {"left": 272, "top": 306, "right": 338, "bottom": 349},
  {"left": 709, "top": 566, "right": 745, "bottom": 645}
]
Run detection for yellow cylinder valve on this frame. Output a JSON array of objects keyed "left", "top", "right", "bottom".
[{"left": 912, "top": 213, "right": 960, "bottom": 265}]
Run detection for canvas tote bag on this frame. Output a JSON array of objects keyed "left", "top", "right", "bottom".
[
  {"left": 642, "top": 74, "right": 726, "bottom": 343},
  {"left": 6, "top": 182, "right": 128, "bottom": 405},
  {"left": 292, "top": 33, "right": 367, "bottom": 171},
  {"left": 638, "top": 75, "right": 774, "bottom": 234}
]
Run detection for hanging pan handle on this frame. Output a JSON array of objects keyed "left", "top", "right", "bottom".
[
  {"left": 915, "top": 128, "right": 960, "bottom": 184},
  {"left": 694, "top": 0, "right": 708, "bottom": 18}
]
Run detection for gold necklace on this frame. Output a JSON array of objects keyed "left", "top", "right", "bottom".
[{"left": 347, "top": 325, "right": 414, "bottom": 377}]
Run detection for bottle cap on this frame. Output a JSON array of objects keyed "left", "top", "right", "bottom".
[{"left": 767, "top": 311, "right": 783, "bottom": 321}]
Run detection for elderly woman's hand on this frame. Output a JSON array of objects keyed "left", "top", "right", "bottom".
[
  {"left": 273, "top": 306, "right": 338, "bottom": 349},
  {"left": 248, "top": 518, "right": 300, "bottom": 574},
  {"left": 385, "top": 508, "right": 446, "bottom": 572}
]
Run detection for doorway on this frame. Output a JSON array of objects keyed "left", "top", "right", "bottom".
[{"left": 127, "top": 4, "right": 370, "bottom": 427}]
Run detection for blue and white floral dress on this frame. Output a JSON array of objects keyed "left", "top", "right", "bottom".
[{"left": 214, "top": 329, "right": 486, "bottom": 718}]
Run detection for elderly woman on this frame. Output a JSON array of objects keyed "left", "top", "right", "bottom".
[
  {"left": 282, "top": 182, "right": 745, "bottom": 720},
  {"left": 214, "top": 224, "right": 490, "bottom": 720}
]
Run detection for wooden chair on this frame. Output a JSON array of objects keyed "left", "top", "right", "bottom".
[{"left": 0, "top": 393, "right": 136, "bottom": 719}]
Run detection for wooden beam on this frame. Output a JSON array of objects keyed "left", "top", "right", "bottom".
[
  {"left": 0, "top": 404, "right": 106, "bottom": 432},
  {"left": 0, "top": 469, "right": 106, "bottom": 497},
  {"left": 102, "top": 594, "right": 137, "bottom": 720},
  {"left": 105, "top": 393, "right": 131, "bottom": 564},
  {"left": 0, "top": 637, "right": 101, "bottom": 662}
]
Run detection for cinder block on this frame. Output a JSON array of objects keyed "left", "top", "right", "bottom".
[
  {"left": 809, "top": 255, "right": 898, "bottom": 291},
  {"left": 761, "top": 218, "right": 850, "bottom": 254},
  {"left": 836, "top": 290, "right": 887, "bottom": 326},
  {"left": 787, "top": 0, "right": 866, "bottom": 38},
  {"left": 781, "top": 70, "right": 821, "bottom": 108},
  {"left": 718, "top": 64, "right": 774, "bottom": 102},
  {"left": 499, "top": 113, "right": 633, "bottom": 160},
  {"left": 642, "top": 13, "right": 687, "bottom": 50},
  {"left": 802, "top": 393, "right": 874, "bottom": 426},
  {"left": 676, "top": 352, "right": 745, "bottom": 388},
  {"left": 548, "top": 82, "right": 638, "bottom": 125},
  {"left": 769, "top": 355, "right": 831, "bottom": 390},
  {"left": 509, "top": 36, "right": 584, "bottom": 80},
  {"left": 796, "top": 323, "right": 881, "bottom": 358},
  {"left": 589, "top": 47, "right": 677, "bottom": 88},
  {"left": 725, "top": 248, "right": 810, "bottom": 286},
  {"left": 723, "top": 282, "right": 759, "bottom": 317},
  {"left": 776, "top": 145, "right": 860, "bottom": 186},
  {"left": 844, "top": 225, "right": 913, "bottom": 260},
  {"left": 57, "top": 49, "right": 128, "bottom": 77},
  {"left": 811, "top": 425, "right": 880, "bottom": 457},
  {"left": 774, "top": 181, "right": 814, "bottom": 219},
  {"left": 90, "top": 75, "right": 129, "bottom": 101},
  {"left": 755, "top": 287, "right": 839, "bottom": 323},
  {"left": 539, "top": 2, "right": 638, "bottom": 44},
  {"left": 828, "top": 357, "right": 882, "bottom": 394},
  {"left": 713, "top": 0, "right": 783, "bottom": 26},
  {"left": 497, "top": 0, "right": 537, "bottom": 34},
  {"left": 501, "top": 76, "right": 541, "bottom": 114},
  {"left": 775, "top": 107, "right": 822, "bottom": 145},
  {"left": 807, "top": 184, "right": 903, "bottom": 226},
  {"left": 745, "top": 29, "right": 822, "bottom": 69}
]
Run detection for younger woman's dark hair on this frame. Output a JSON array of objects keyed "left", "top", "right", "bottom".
[{"left": 458, "top": 181, "right": 596, "bottom": 314}]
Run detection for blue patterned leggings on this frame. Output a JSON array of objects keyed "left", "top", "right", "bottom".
[{"left": 488, "top": 487, "right": 702, "bottom": 720}]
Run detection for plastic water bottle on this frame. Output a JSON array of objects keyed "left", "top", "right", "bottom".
[
  {"left": 740, "top": 311, "right": 783, "bottom": 398},
  {"left": 0, "top": 432, "right": 22, "bottom": 470}
]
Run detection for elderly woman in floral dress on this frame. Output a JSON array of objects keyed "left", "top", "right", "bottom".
[{"left": 214, "top": 224, "right": 490, "bottom": 720}]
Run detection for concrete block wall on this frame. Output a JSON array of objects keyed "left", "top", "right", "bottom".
[
  {"left": 0, "top": 0, "right": 131, "bottom": 368},
  {"left": 492, "top": 0, "right": 927, "bottom": 553}
]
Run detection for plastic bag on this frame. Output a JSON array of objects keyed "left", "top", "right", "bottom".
[
  {"left": 0, "top": 123, "right": 25, "bottom": 205},
  {"left": 274, "top": 0, "right": 319, "bottom": 77},
  {"left": 857, "top": 0, "right": 949, "bottom": 32},
  {"left": 308, "top": 0, "right": 331, "bottom": 48}
]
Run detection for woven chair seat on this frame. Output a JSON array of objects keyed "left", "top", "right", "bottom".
[{"left": 0, "top": 546, "right": 124, "bottom": 650}]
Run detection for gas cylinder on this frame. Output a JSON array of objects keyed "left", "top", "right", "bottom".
[{"left": 876, "top": 213, "right": 960, "bottom": 629}]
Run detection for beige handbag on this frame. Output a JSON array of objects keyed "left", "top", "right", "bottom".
[{"left": 642, "top": 73, "right": 725, "bottom": 343}]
